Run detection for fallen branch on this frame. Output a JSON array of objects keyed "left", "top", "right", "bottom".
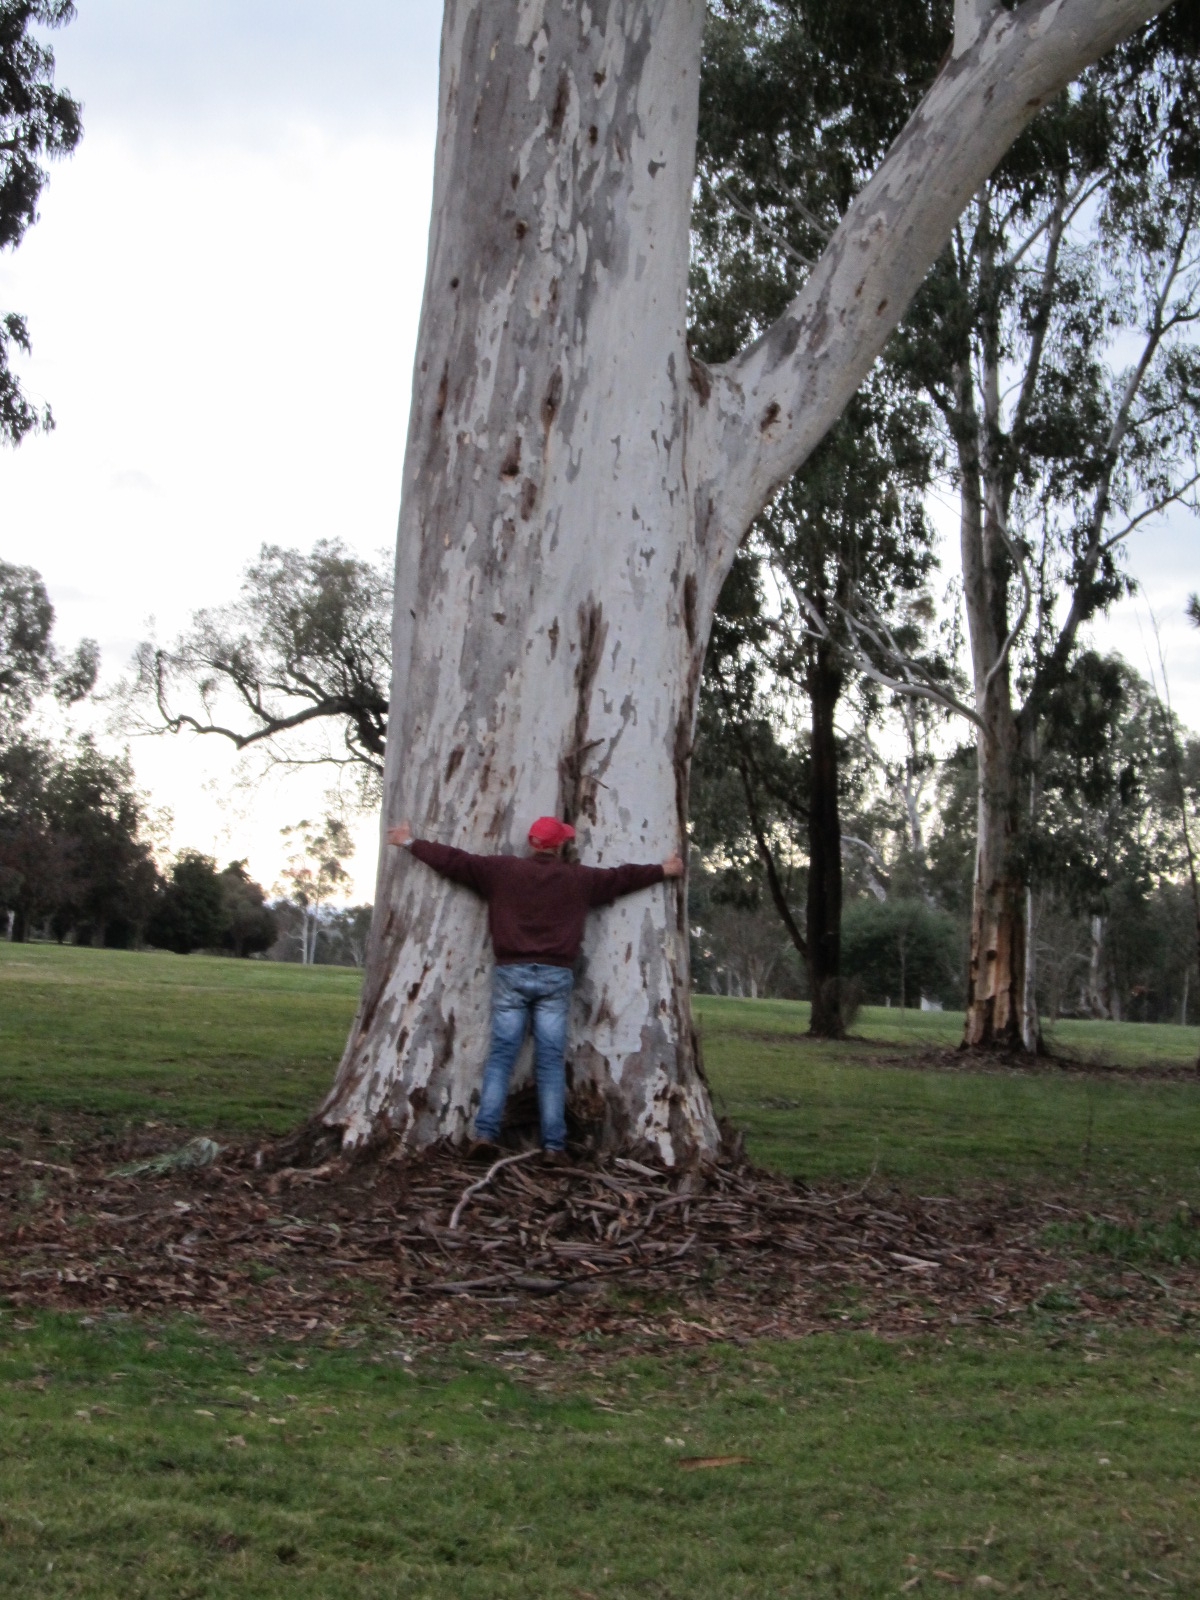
[{"left": 449, "top": 1149, "right": 541, "bottom": 1231}]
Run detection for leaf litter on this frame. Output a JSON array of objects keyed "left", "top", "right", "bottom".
[{"left": 1, "top": 1121, "right": 1196, "bottom": 1350}]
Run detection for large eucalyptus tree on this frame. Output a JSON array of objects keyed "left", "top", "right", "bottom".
[{"left": 322, "top": 0, "right": 1177, "bottom": 1162}]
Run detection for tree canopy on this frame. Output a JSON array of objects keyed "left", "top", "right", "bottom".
[
  {"left": 0, "top": 1, "right": 82, "bottom": 444},
  {"left": 0, "top": 558, "right": 97, "bottom": 728},
  {"left": 126, "top": 540, "right": 392, "bottom": 800}
]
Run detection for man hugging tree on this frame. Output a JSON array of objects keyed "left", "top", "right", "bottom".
[{"left": 387, "top": 817, "right": 684, "bottom": 1165}]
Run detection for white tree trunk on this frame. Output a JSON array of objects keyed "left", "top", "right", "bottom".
[
  {"left": 322, "top": 0, "right": 1175, "bottom": 1161},
  {"left": 323, "top": 0, "right": 719, "bottom": 1161},
  {"left": 1087, "top": 914, "right": 1109, "bottom": 1018}
]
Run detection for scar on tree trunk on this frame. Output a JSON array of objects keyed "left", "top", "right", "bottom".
[{"left": 963, "top": 873, "right": 1028, "bottom": 1051}]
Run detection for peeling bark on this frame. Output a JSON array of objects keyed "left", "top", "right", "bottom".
[{"left": 322, "top": 0, "right": 1175, "bottom": 1161}]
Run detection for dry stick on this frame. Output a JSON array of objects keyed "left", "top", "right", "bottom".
[
  {"left": 424, "top": 1234, "right": 700, "bottom": 1297},
  {"left": 448, "top": 1150, "right": 541, "bottom": 1231}
]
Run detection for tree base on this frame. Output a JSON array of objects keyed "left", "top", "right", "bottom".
[{"left": 958, "top": 1028, "right": 1047, "bottom": 1061}]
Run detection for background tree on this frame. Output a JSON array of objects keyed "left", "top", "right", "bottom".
[
  {"left": 126, "top": 541, "right": 392, "bottom": 800},
  {"left": 690, "top": 0, "right": 944, "bottom": 1039},
  {"left": 218, "top": 860, "right": 278, "bottom": 959},
  {"left": 689, "top": 552, "right": 813, "bottom": 995},
  {"left": 276, "top": 814, "right": 354, "bottom": 967},
  {"left": 819, "top": 30, "right": 1200, "bottom": 1051},
  {"left": 0, "top": 561, "right": 148, "bottom": 945},
  {"left": 43, "top": 737, "right": 160, "bottom": 947},
  {"left": 840, "top": 896, "right": 960, "bottom": 1009},
  {"left": 146, "top": 851, "right": 227, "bottom": 956},
  {"left": 0, "top": 734, "right": 67, "bottom": 938},
  {"left": 0, "top": 735, "right": 159, "bottom": 944},
  {"left": 1, "top": 558, "right": 97, "bottom": 730},
  {"left": 314, "top": 903, "right": 375, "bottom": 969},
  {"left": 1146, "top": 624, "right": 1200, "bottom": 1043},
  {"left": 0, "top": 1, "right": 82, "bottom": 444}
]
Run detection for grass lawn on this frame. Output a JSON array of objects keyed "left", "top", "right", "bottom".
[
  {"left": 3, "top": 944, "right": 1200, "bottom": 1596},
  {"left": 0, "top": 945, "right": 357, "bottom": 1132},
  {"left": 5, "top": 945, "right": 1198, "bottom": 1198},
  {"left": 695, "top": 996, "right": 1200, "bottom": 1196},
  {"left": 3, "top": 1314, "right": 1198, "bottom": 1598}
]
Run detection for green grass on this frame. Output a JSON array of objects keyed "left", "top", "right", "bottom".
[
  {"left": 1044, "top": 1210, "right": 1200, "bottom": 1269},
  {"left": 694, "top": 994, "right": 1200, "bottom": 1196},
  {"left": 2, "top": 1312, "right": 1198, "bottom": 1598},
  {"left": 693, "top": 991, "right": 1200, "bottom": 1067},
  {"left": 5, "top": 946, "right": 1200, "bottom": 1595},
  {"left": 0, "top": 945, "right": 356, "bottom": 1131}
]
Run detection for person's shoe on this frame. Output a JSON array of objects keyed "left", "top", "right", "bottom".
[
  {"left": 541, "top": 1148, "right": 572, "bottom": 1169},
  {"left": 466, "top": 1138, "right": 502, "bottom": 1163}
]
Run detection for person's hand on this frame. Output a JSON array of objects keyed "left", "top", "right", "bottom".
[
  {"left": 387, "top": 821, "right": 413, "bottom": 848},
  {"left": 662, "top": 852, "right": 685, "bottom": 879}
]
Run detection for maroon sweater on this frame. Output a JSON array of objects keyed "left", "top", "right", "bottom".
[{"left": 409, "top": 840, "right": 665, "bottom": 966}]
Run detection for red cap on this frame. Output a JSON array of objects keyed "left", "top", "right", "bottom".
[{"left": 528, "top": 816, "right": 576, "bottom": 849}]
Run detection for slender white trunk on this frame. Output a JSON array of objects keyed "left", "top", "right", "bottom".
[
  {"left": 321, "top": 0, "right": 1173, "bottom": 1159},
  {"left": 1020, "top": 760, "right": 1040, "bottom": 1052},
  {"left": 1087, "top": 914, "right": 1108, "bottom": 1018},
  {"left": 958, "top": 349, "right": 1027, "bottom": 1050}
]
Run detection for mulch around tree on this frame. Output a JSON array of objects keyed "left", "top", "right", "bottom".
[{"left": 4, "top": 1118, "right": 1196, "bottom": 1352}]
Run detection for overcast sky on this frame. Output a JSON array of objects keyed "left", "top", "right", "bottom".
[
  {"left": 1, "top": 2, "right": 441, "bottom": 898},
  {"left": 1, "top": 2, "right": 1197, "bottom": 904}
]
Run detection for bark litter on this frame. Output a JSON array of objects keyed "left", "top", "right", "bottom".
[{"left": 3, "top": 1122, "right": 1193, "bottom": 1352}]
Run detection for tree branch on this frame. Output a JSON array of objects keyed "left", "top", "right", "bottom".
[
  {"left": 955, "top": 0, "right": 1000, "bottom": 59},
  {"left": 1040, "top": 192, "right": 1198, "bottom": 682},
  {"left": 702, "top": 0, "right": 1173, "bottom": 570},
  {"left": 774, "top": 591, "right": 986, "bottom": 731},
  {"left": 718, "top": 181, "right": 818, "bottom": 271}
]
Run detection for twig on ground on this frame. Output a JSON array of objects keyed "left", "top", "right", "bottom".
[{"left": 449, "top": 1150, "right": 541, "bottom": 1231}]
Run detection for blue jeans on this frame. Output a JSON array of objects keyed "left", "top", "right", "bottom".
[{"left": 474, "top": 963, "right": 573, "bottom": 1151}]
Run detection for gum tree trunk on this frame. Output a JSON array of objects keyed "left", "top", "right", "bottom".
[
  {"left": 806, "top": 642, "right": 844, "bottom": 1039},
  {"left": 957, "top": 354, "right": 1030, "bottom": 1052},
  {"left": 965, "top": 699, "right": 1026, "bottom": 1047},
  {"left": 322, "top": 0, "right": 1175, "bottom": 1161}
]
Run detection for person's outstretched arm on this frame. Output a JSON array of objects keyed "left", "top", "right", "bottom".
[
  {"left": 584, "top": 849, "right": 684, "bottom": 907},
  {"left": 386, "top": 821, "right": 495, "bottom": 895}
]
